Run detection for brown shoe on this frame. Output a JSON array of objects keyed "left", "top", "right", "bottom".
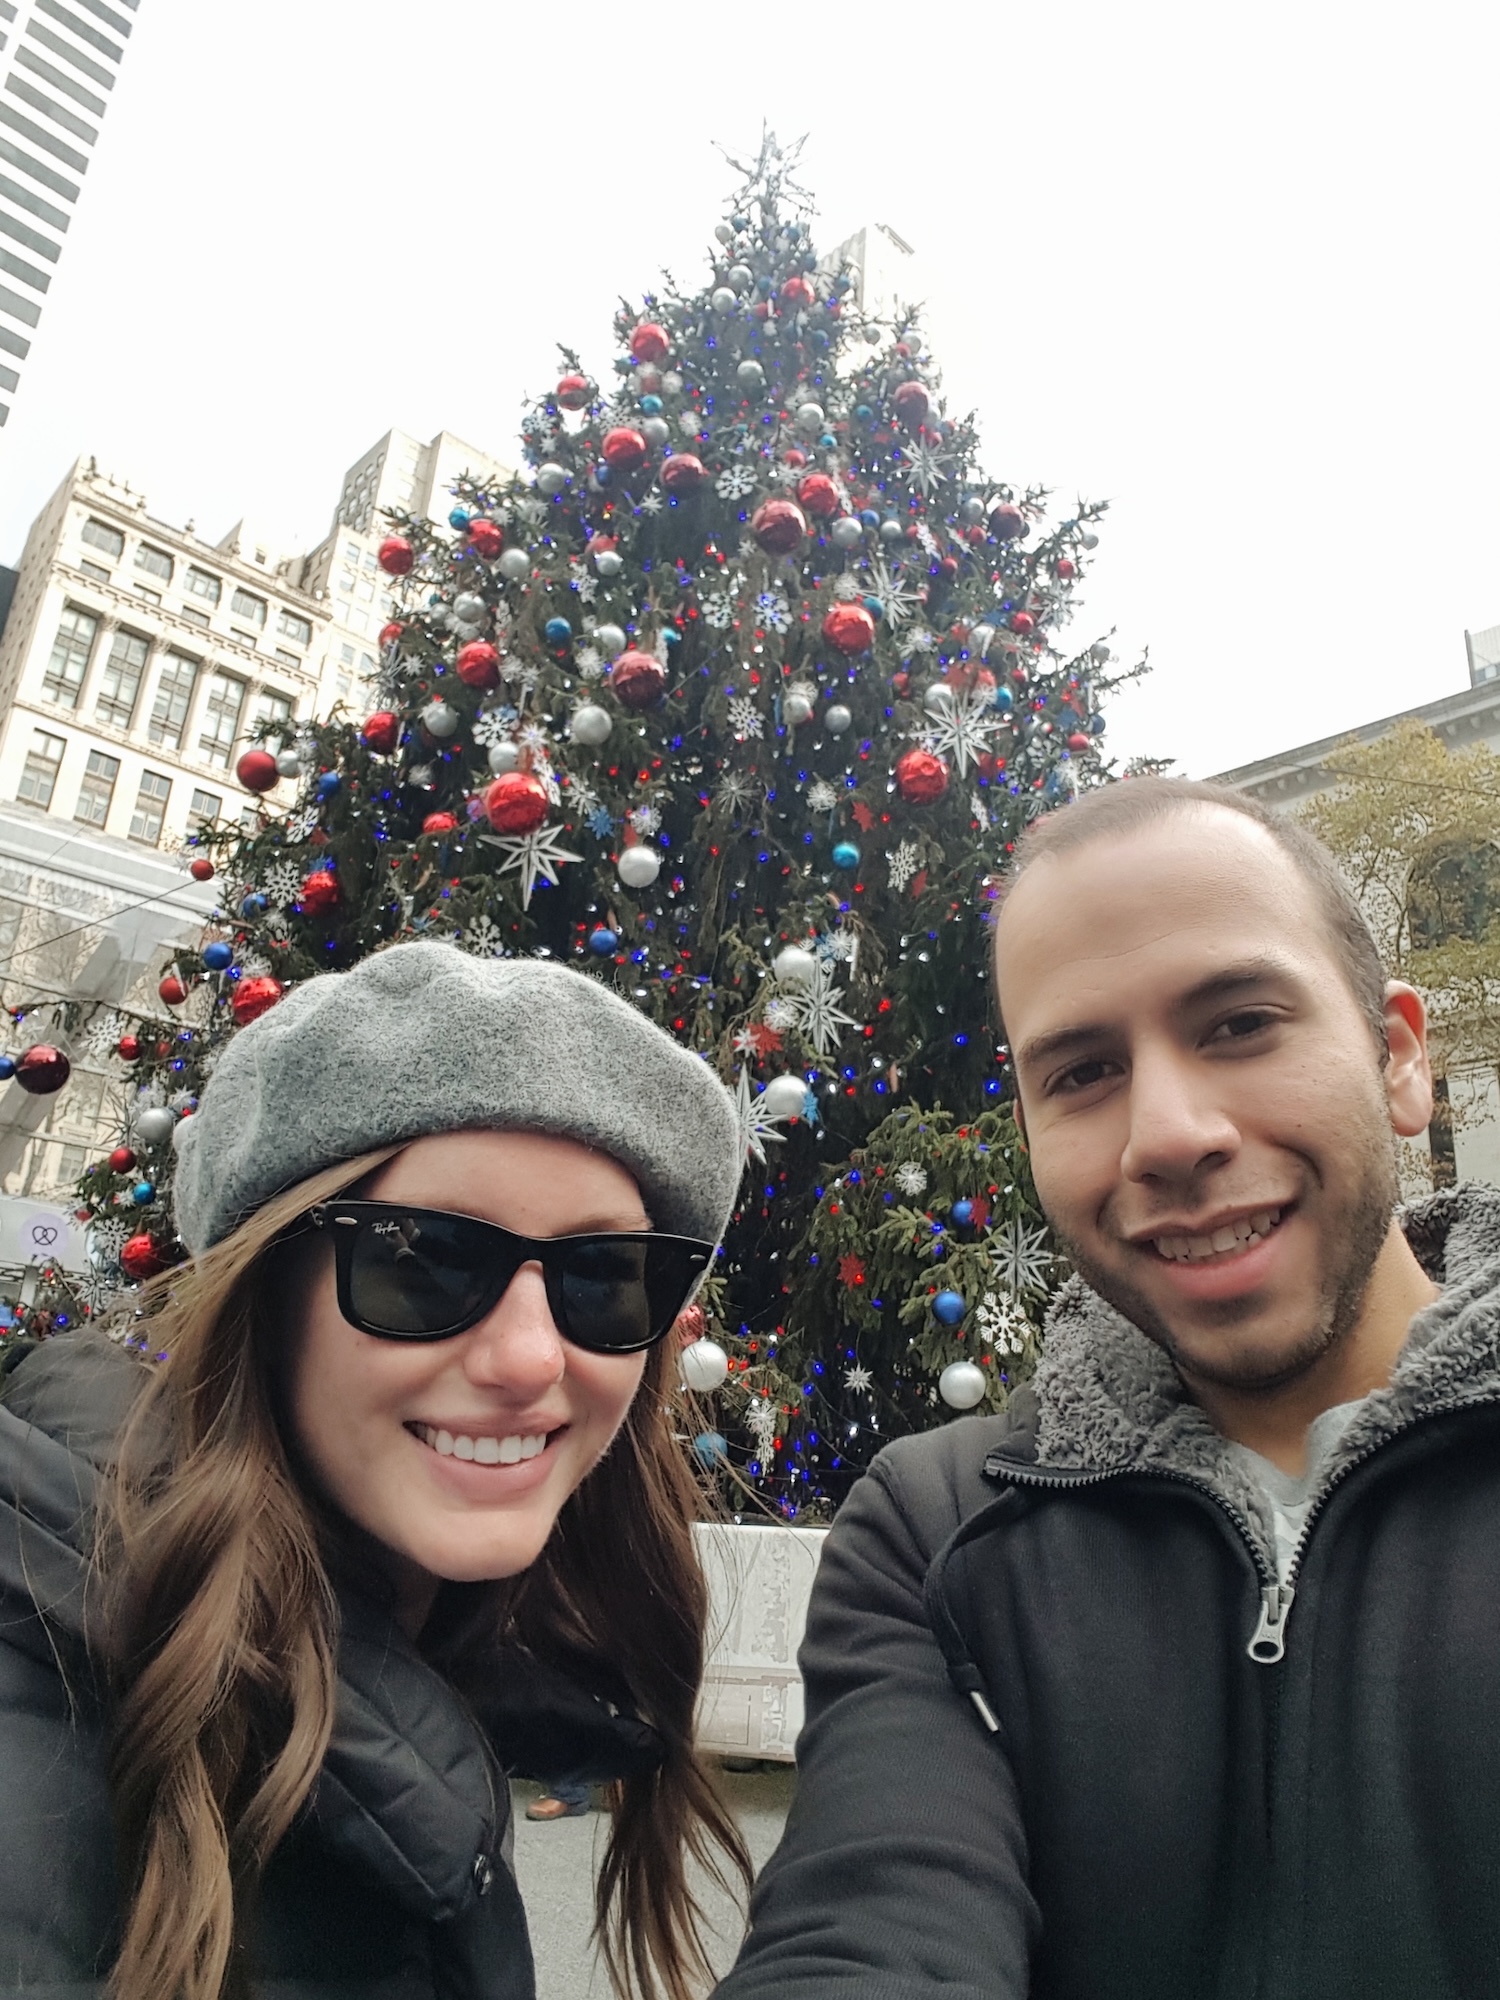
[{"left": 526, "top": 1794, "right": 590, "bottom": 1820}]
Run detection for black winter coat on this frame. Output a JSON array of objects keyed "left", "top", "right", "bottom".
[
  {"left": 0, "top": 1333, "right": 538, "bottom": 1999},
  {"left": 715, "top": 1186, "right": 1500, "bottom": 2000}
]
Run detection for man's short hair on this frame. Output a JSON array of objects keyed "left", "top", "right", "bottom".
[{"left": 994, "top": 777, "right": 1389, "bottom": 1054}]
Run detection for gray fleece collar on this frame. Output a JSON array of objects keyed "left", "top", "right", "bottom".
[{"left": 1030, "top": 1184, "right": 1500, "bottom": 1565}]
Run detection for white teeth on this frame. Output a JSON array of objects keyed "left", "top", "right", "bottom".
[
  {"left": 413, "top": 1425, "right": 550, "bottom": 1464},
  {"left": 1153, "top": 1208, "right": 1283, "bottom": 1264}
]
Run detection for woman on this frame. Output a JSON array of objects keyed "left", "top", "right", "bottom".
[{"left": 0, "top": 940, "right": 750, "bottom": 2000}]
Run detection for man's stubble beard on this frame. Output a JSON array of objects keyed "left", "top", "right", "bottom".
[{"left": 1049, "top": 1094, "right": 1401, "bottom": 1398}]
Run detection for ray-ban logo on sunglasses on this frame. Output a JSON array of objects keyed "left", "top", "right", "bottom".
[{"left": 372, "top": 1220, "right": 408, "bottom": 1237}]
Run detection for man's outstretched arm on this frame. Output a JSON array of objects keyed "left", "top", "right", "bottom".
[{"left": 714, "top": 1438, "right": 1035, "bottom": 1999}]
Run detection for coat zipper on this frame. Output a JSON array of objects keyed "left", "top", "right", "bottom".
[{"left": 986, "top": 1388, "right": 1500, "bottom": 1668}]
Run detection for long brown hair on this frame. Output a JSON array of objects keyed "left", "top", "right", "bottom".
[{"left": 99, "top": 1145, "right": 751, "bottom": 2000}]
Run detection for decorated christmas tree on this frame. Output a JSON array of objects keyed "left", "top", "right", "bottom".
[{"left": 32, "top": 134, "right": 1142, "bottom": 1513}]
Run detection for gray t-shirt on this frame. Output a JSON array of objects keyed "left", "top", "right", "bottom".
[{"left": 1228, "top": 1398, "right": 1367, "bottom": 1583}]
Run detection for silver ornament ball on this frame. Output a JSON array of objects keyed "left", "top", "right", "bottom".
[
  {"left": 421, "top": 701, "right": 460, "bottom": 740},
  {"left": 134, "top": 1106, "right": 176, "bottom": 1148},
  {"left": 761, "top": 1074, "right": 809, "bottom": 1120},
  {"left": 773, "top": 944, "right": 817, "bottom": 987},
  {"left": 923, "top": 682, "right": 957, "bottom": 718},
  {"left": 535, "top": 462, "right": 569, "bottom": 498},
  {"left": 452, "top": 592, "right": 488, "bottom": 623},
  {"left": 487, "top": 741, "right": 520, "bottom": 775},
  {"left": 784, "top": 691, "right": 815, "bottom": 727},
  {"left": 617, "top": 845, "right": 662, "bottom": 890},
  {"left": 594, "top": 549, "right": 624, "bottom": 578},
  {"left": 275, "top": 750, "right": 302, "bottom": 778},
  {"left": 728, "top": 264, "right": 753, "bottom": 293},
  {"left": 641, "top": 416, "right": 671, "bottom": 448},
  {"left": 795, "top": 401, "right": 826, "bottom": 436},
  {"left": 830, "top": 517, "right": 864, "bottom": 550},
  {"left": 711, "top": 287, "right": 738, "bottom": 314},
  {"left": 498, "top": 547, "right": 531, "bottom": 582},
  {"left": 679, "top": 1336, "right": 730, "bottom": 1394},
  {"left": 939, "top": 1360, "right": 988, "bottom": 1410},
  {"left": 824, "top": 703, "right": 853, "bottom": 736},
  {"left": 569, "top": 703, "right": 612, "bottom": 747},
  {"left": 736, "top": 359, "right": 766, "bottom": 394},
  {"left": 960, "top": 497, "right": 986, "bottom": 525},
  {"left": 592, "top": 623, "right": 627, "bottom": 659}
]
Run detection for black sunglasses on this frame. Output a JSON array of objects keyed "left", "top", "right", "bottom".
[{"left": 302, "top": 1201, "right": 713, "bottom": 1354}]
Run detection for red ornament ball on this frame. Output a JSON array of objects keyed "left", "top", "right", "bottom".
[
  {"left": 361, "top": 710, "right": 401, "bottom": 754},
  {"left": 1055, "top": 556, "right": 1077, "bottom": 581},
  {"left": 822, "top": 602, "right": 877, "bottom": 656},
  {"left": 1068, "top": 731, "right": 1092, "bottom": 752},
  {"left": 484, "top": 772, "right": 550, "bottom": 835},
  {"left": 377, "top": 534, "right": 415, "bottom": 575},
  {"left": 108, "top": 1146, "right": 137, "bottom": 1174},
  {"left": 231, "top": 975, "right": 284, "bottom": 1027},
  {"left": 780, "top": 274, "right": 814, "bottom": 308},
  {"left": 750, "top": 498, "right": 808, "bottom": 556},
  {"left": 188, "top": 856, "right": 215, "bottom": 882},
  {"left": 990, "top": 503, "right": 1026, "bottom": 542},
  {"left": 586, "top": 533, "right": 617, "bottom": 557},
  {"left": 660, "top": 453, "right": 707, "bottom": 495},
  {"left": 894, "top": 747, "right": 951, "bottom": 805},
  {"left": 456, "top": 640, "right": 501, "bottom": 690},
  {"left": 235, "top": 748, "right": 279, "bottom": 794},
  {"left": 421, "top": 811, "right": 459, "bottom": 836},
  {"left": 299, "top": 870, "right": 340, "bottom": 915},
  {"left": 467, "top": 518, "right": 504, "bottom": 560},
  {"left": 378, "top": 620, "right": 405, "bottom": 649},
  {"left": 556, "top": 371, "right": 593, "bottom": 410},
  {"left": 797, "top": 472, "right": 840, "bottom": 519},
  {"left": 674, "top": 1301, "right": 707, "bottom": 1348},
  {"left": 629, "top": 321, "right": 670, "bottom": 364},
  {"left": 15, "top": 1045, "right": 70, "bottom": 1095},
  {"left": 783, "top": 447, "right": 807, "bottom": 469},
  {"left": 893, "top": 380, "right": 931, "bottom": 427},
  {"left": 116, "top": 1034, "right": 140, "bottom": 1062},
  {"left": 158, "top": 973, "right": 188, "bottom": 1007},
  {"left": 602, "top": 426, "right": 649, "bottom": 472},
  {"left": 121, "top": 1233, "right": 165, "bottom": 1283},
  {"left": 611, "top": 649, "right": 667, "bottom": 710},
  {"left": 1011, "top": 610, "right": 1036, "bottom": 636},
  {"left": 939, "top": 555, "right": 960, "bottom": 579}
]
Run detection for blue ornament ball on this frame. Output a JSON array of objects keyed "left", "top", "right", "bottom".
[
  {"left": 831, "top": 841, "right": 861, "bottom": 870},
  {"left": 317, "top": 771, "right": 341, "bottom": 799},
  {"left": 202, "top": 941, "right": 234, "bottom": 973},
  {"left": 863, "top": 596, "right": 884, "bottom": 620},
  {"left": 132, "top": 1181, "right": 156, "bottom": 1206},
  {"left": 662, "top": 626, "right": 681, "bottom": 647},
  {"left": 932, "top": 1289, "right": 967, "bottom": 1326},
  {"left": 448, "top": 507, "right": 470, "bottom": 530},
  {"left": 588, "top": 927, "right": 618, "bottom": 956},
  {"left": 639, "top": 393, "right": 663, "bottom": 415},
  {"left": 993, "top": 686, "right": 1014, "bottom": 711},
  {"left": 0, "top": 1056, "right": 15, "bottom": 1081},
  {"left": 241, "top": 892, "right": 268, "bottom": 918},
  {"left": 692, "top": 1431, "right": 729, "bottom": 1468},
  {"left": 951, "top": 1199, "right": 975, "bottom": 1227},
  {"left": 544, "top": 617, "right": 573, "bottom": 646},
  {"left": 859, "top": 507, "right": 880, "bottom": 528},
  {"left": 1089, "top": 712, "right": 1107, "bottom": 735}
]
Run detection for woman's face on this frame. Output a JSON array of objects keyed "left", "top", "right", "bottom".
[{"left": 282, "top": 1129, "right": 652, "bottom": 1618}]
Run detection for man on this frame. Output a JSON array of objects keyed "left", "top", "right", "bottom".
[{"left": 715, "top": 777, "right": 1500, "bottom": 2000}]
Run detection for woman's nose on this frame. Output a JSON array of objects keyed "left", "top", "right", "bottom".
[{"left": 459, "top": 1262, "right": 567, "bottom": 1391}]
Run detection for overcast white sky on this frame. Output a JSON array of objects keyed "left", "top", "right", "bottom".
[{"left": 1, "top": 0, "right": 1495, "bottom": 779}]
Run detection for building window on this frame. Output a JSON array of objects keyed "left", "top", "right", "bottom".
[
  {"left": 80, "top": 518, "right": 123, "bottom": 561},
  {"left": 74, "top": 749, "right": 120, "bottom": 828},
  {"left": 181, "top": 607, "right": 211, "bottom": 628},
  {"left": 148, "top": 652, "right": 198, "bottom": 749},
  {"left": 135, "top": 543, "right": 173, "bottom": 583},
  {"left": 94, "top": 628, "right": 150, "bottom": 729},
  {"left": 42, "top": 605, "right": 98, "bottom": 707},
  {"left": 229, "top": 588, "right": 266, "bottom": 629},
  {"left": 273, "top": 647, "right": 301, "bottom": 667},
  {"left": 79, "top": 560, "right": 111, "bottom": 583},
  {"left": 16, "top": 730, "right": 63, "bottom": 808},
  {"left": 128, "top": 769, "right": 171, "bottom": 846},
  {"left": 252, "top": 687, "right": 294, "bottom": 735},
  {"left": 338, "top": 641, "right": 356, "bottom": 666},
  {"left": 185, "top": 567, "right": 222, "bottom": 608},
  {"left": 198, "top": 671, "right": 245, "bottom": 767},
  {"left": 277, "top": 609, "right": 312, "bottom": 647},
  {"left": 187, "top": 787, "right": 222, "bottom": 833},
  {"left": 56, "top": 1144, "right": 87, "bottom": 1191}
]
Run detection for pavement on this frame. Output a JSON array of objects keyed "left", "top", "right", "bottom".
[{"left": 511, "top": 1763, "right": 796, "bottom": 1999}]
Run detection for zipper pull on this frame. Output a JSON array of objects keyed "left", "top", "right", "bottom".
[{"left": 1247, "top": 1581, "right": 1295, "bottom": 1664}]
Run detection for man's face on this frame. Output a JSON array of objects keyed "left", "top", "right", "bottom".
[{"left": 996, "top": 809, "right": 1428, "bottom": 1393}]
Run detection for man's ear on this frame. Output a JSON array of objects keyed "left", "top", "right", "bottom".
[{"left": 1382, "top": 982, "right": 1434, "bottom": 1139}]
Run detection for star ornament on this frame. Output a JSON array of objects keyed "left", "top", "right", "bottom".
[
  {"left": 734, "top": 1064, "right": 790, "bottom": 1167},
  {"left": 478, "top": 824, "right": 582, "bottom": 909},
  {"left": 843, "top": 1362, "right": 874, "bottom": 1393},
  {"left": 918, "top": 687, "right": 1003, "bottom": 779}
]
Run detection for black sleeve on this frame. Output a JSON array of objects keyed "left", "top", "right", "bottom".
[{"left": 713, "top": 1450, "right": 1036, "bottom": 1999}]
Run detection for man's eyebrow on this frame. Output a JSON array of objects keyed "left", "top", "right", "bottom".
[{"left": 1014, "top": 958, "right": 1300, "bottom": 1076}]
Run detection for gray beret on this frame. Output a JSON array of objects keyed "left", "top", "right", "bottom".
[{"left": 172, "top": 941, "right": 742, "bottom": 1255}]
